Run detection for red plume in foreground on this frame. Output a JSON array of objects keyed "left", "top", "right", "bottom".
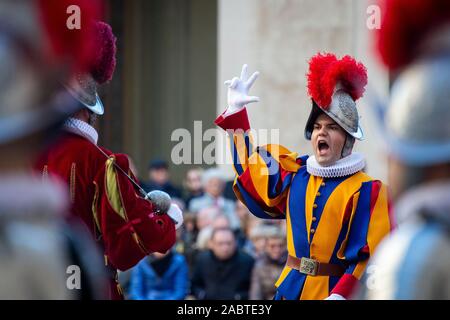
[
  {"left": 376, "top": 0, "right": 450, "bottom": 71},
  {"left": 37, "top": 0, "right": 104, "bottom": 74}
]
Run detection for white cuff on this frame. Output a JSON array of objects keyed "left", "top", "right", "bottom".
[
  {"left": 167, "top": 203, "right": 183, "bottom": 230},
  {"left": 324, "top": 293, "right": 346, "bottom": 300}
]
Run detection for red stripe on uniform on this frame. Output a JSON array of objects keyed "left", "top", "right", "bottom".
[
  {"left": 369, "top": 180, "right": 382, "bottom": 217},
  {"left": 238, "top": 169, "right": 285, "bottom": 216},
  {"left": 331, "top": 274, "right": 359, "bottom": 298},
  {"left": 343, "top": 194, "right": 354, "bottom": 223}
]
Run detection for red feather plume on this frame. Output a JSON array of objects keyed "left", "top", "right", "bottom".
[
  {"left": 307, "top": 53, "right": 367, "bottom": 109},
  {"left": 377, "top": 0, "right": 450, "bottom": 71},
  {"left": 37, "top": 0, "right": 104, "bottom": 74},
  {"left": 90, "top": 21, "right": 117, "bottom": 84}
]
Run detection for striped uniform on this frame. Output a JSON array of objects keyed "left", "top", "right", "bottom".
[{"left": 215, "top": 108, "right": 395, "bottom": 300}]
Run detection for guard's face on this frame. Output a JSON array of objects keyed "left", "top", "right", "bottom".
[{"left": 311, "top": 113, "right": 347, "bottom": 166}]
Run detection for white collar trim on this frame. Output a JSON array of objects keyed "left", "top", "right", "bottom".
[
  {"left": 306, "top": 152, "right": 366, "bottom": 178},
  {"left": 395, "top": 181, "right": 450, "bottom": 225},
  {"left": 64, "top": 117, "right": 98, "bottom": 145}
]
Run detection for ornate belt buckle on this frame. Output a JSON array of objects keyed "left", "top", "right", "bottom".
[{"left": 300, "top": 257, "right": 318, "bottom": 276}]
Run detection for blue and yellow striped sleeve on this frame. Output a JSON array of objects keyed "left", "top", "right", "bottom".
[{"left": 215, "top": 108, "right": 302, "bottom": 219}]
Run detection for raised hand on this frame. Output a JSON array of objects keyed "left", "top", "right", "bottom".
[{"left": 224, "top": 64, "right": 260, "bottom": 116}]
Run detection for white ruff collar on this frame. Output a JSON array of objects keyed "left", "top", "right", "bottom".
[
  {"left": 64, "top": 117, "right": 98, "bottom": 145},
  {"left": 306, "top": 152, "right": 366, "bottom": 178}
]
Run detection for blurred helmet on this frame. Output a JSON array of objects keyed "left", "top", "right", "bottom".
[
  {"left": 65, "top": 21, "right": 117, "bottom": 115},
  {"left": 0, "top": 0, "right": 103, "bottom": 144},
  {"left": 385, "top": 56, "right": 450, "bottom": 166}
]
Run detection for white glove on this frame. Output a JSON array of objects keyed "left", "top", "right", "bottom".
[
  {"left": 324, "top": 293, "right": 346, "bottom": 300},
  {"left": 223, "top": 64, "right": 260, "bottom": 116},
  {"left": 167, "top": 203, "right": 183, "bottom": 230}
]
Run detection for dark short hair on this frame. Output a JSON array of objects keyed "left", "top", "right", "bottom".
[
  {"left": 211, "top": 227, "right": 235, "bottom": 241},
  {"left": 148, "top": 159, "right": 168, "bottom": 170}
]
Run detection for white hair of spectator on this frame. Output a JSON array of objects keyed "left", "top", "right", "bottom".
[
  {"left": 196, "top": 206, "right": 222, "bottom": 230},
  {"left": 249, "top": 224, "right": 283, "bottom": 240},
  {"left": 202, "top": 168, "right": 226, "bottom": 186},
  {"left": 196, "top": 226, "right": 214, "bottom": 250},
  {"left": 265, "top": 225, "right": 286, "bottom": 239}
]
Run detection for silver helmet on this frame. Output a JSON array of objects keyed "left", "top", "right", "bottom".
[
  {"left": 305, "top": 53, "right": 367, "bottom": 157},
  {"left": 384, "top": 55, "right": 450, "bottom": 166},
  {"left": 66, "top": 73, "right": 104, "bottom": 115},
  {"left": 304, "top": 87, "right": 364, "bottom": 141}
]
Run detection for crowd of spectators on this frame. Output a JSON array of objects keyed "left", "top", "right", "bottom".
[{"left": 119, "top": 160, "right": 287, "bottom": 300}]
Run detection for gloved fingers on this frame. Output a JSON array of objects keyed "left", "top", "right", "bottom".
[
  {"left": 245, "top": 71, "right": 259, "bottom": 89},
  {"left": 242, "top": 96, "right": 260, "bottom": 105},
  {"left": 229, "top": 77, "right": 240, "bottom": 89},
  {"left": 240, "top": 64, "right": 248, "bottom": 81},
  {"left": 235, "top": 96, "right": 259, "bottom": 107},
  {"left": 224, "top": 80, "right": 232, "bottom": 86}
]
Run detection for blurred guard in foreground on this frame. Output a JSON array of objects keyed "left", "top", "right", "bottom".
[
  {"left": 215, "top": 54, "right": 394, "bottom": 300},
  {"left": 35, "top": 21, "right": 181, "bottom": 299},
  {"left": 360, "top": 0, "right": 450, "bottom": 299},
  {"left": 0, "top": 0, "right": 107, "bottom": 299}
]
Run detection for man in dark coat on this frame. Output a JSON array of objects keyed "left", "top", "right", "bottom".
[
  {"left": 191, "top": 227, "right": 254, "bottom": 300},
  {"left": 142, "top": 159, "right": 183, "bottom": 200}
]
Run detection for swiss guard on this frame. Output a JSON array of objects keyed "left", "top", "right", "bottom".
[
  {"left": 35, "top": 21, "right": 182, "bottom": 300},
  {"left": 215, "top": 53, "right": 394, "bottom": 300},
  {"left": 0, "top": 0, "right": 107, "bottom": 299},
  {"left": 359, "top": 0, "right": 450, "bottom": 300}
]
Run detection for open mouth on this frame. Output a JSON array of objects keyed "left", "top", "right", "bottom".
[{"left": 317, "top": 140, "right": 330, "bottom": 155}]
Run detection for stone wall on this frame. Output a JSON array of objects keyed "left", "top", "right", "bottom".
[{"left": 217, "top": 0, "right": 389, "bottom": 181}]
